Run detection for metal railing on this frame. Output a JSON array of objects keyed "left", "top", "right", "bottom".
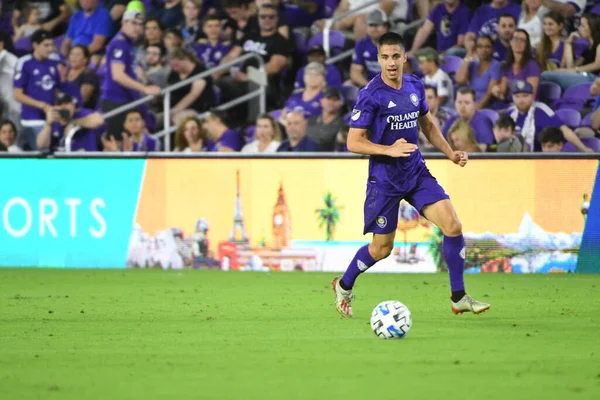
[
  {"left": 65, "top": 52, "right": 267, "bottom": 152},
  {"left": 323, "top": 0, "right": 379, "bottom": 57}
]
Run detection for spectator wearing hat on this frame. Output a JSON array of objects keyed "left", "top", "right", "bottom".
[
  {"left": 13, "top": 30, "right": 60, "bottom": 150},
  {"left": 277, "top": 109, "right": 319, "bottom": 152},
  {"left": 282, "top": 62, "right": 326, "bottom": 123},
  {"left": 60, "top": 0, "right": 114, "bottom": 64},
  {"left": 408, "top": 0, "right": 472, "bottom": 57},
  {"left": 294, "top": 46, "right": 343, "bottom": 91},
  {"left": 37, "top": 92, "right": 104, "bottom": 152},
  {"left": 506, "top": 80, "right": 591, "bottom": 152},
  {"left": 417, "top": 47, "right": 454, "bottom": 107},
  {"left": 195, "top": 15, "right": 233, "bottom": 69},
  {"left": 305, "top": 87, "right": 345, "bottom": 151},
  {"left": 442, "top": 87, "right": 496, "bottom": 151},
  {"left": 350, "top": 9, "right": 389, "bottom": 88},
  {"left": 100, "top": 6, "right": 161, "bottom": 142},
  {"left": 487, "top": 113, "right": 527, "bottom": 152}
]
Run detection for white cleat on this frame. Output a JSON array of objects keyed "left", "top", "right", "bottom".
[
  {"left": 452, "top": 294, "right": 491, "bottom": 315},
  {"left": 331, "top": 276, "right": 354, "bottom": 318}
]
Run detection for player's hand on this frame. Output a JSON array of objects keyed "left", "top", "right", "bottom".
[
  {"left": 386, "top": 138, "right": 418, "bottom": 157},
  {"left": 451, "top": 151, "right": 468, "bottom": 167}
]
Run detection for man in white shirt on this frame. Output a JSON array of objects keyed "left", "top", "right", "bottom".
[{"left": 416, "top": 47, "right": 454, "bottom": 107}]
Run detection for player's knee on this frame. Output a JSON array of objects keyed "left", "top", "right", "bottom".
[
  {"left": 369, "top": 242, "right": 394, "bottom": 260},
  {"left": 441, "top": 218, "right": 462, "bottom": 236}
]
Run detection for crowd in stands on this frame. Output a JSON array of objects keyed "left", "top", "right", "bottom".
[{"left": 1, "top": 0, "right": 600, "bottom": 154}]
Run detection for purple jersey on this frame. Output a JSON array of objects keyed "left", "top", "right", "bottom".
[
  {"left": 352, "top": 37, "right": 380, "bottom": 80},
  {"left": 509, "top": 102, "right": 563, "bottom": 151},
  {"left": 130, "top": 133, "right": 161, "bottom": 152},
  {"left": 50, "top": 108, "right": 98, "bottom": 152},
  {"left": 195, "top": 39, "right": 233, "bottom": 69},
  {"left": 503, "top": 59, "right": 541, "bottom": 83},
  {"left": 350, "top": 74, "right": 429, "bottom": 195},
  {"left": 441, "top": 112, "right": 496, "bottom": 145},
  {"left": 427, "top": 2, "right": 472, "bottom": 52},
  {"left": 492, "top": 39, "right": 509, "bottom": 61},
  {"left": 294, "top": 64, "right": 343, "bottom": 90},
  {"left": 101, "top": 31, "right": 139, "bottom": 103},
  {"left": 469, "top": 59, "right": 501, "bottom": 102},
  {"left": 549, "top": 41, "right": 565, "bottom": 66},
  {"left": 467, "top": 3, "right": 521, "bottom": 37},
  {"left": 214, "top": 129, "right": 244, "bottom": 151},
  {"left": 285, "top": 91, "right": 324, "bottom": 119},
  {"left": 13, "top": 55, "right": 60, "bottom": 122}
]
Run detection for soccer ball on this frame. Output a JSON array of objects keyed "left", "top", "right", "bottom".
[{"left": 370, "top": 300, "right": 411, "bottom": 339}]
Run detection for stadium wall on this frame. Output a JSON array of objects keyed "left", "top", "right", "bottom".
[{"left": 0, "top": 156, "right": 598, "bottom": 273}]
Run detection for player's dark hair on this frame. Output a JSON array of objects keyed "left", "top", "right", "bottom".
[
  {"left": 540, "top": 127, "right": 564, "bottom": 144},
  {"left": 498, "top": 13, "right": 516, "bottom": 24},
  {"left": 494, "top": 114, "right": 516, "bottom": 132},
  {"left": 457, "top": 87, "right": 476, "bottom": 101},
  {"left": 377, "top": 32, "right": 405, "bottom": 49},
  {"left": 424, "top": 84, "right": 438, "bottom": 97}
]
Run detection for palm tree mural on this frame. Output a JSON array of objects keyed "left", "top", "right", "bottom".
[
  {"left": 315, "top": 192, "right": 343, "bottom": 241},
  {"left": 426, "top": 226, "right": 447, "bottom": 272},
  {"left": 396, "top": 201, "right": 430, "bottom": 263}
]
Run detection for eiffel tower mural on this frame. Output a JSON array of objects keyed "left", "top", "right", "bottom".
[{"left": 229, "top": 169, "right": 250, "bottom": 245}]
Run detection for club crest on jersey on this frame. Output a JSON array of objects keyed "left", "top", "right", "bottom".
[
  {"left": 376, "top": 216, "right": 387, "bottom": 228},
  {"left": 351, "top": 109, "right": 361, "bottom": 121},
  {"left": 410, "top": 93, "right": 418, "bottom": 106}
]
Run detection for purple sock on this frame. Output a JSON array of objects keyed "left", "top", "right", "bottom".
[
  {"left": 443, "top": 234, "right": 465, "bottom": 292},
  {"left": 341, "top": 245, "right": 377, "bottom": 289}
]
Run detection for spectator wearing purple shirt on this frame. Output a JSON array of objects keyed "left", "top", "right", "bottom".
[
  {"left": 61, "top": 0, "right": 113, "bottom": 63},
  {"left": 455, "top": 35, "right": 502, "bottom": 109},
  {"left": 536, "top": 11, "right": 566, "bottom": 71},
  {"left": 281, "top": 0, "right": 324, "bottom": 28},
  {"left": 36, "top": 92, "right": 103, "bottom": 152},
  {"left": 351, "top": 9, "right": 389, "bottom": 88},
  {"left": 100, "top": 8, "right": 161, "bottom": 141},
  {"left": 283, "top": 62, "right": 325, "bottom": 121},
  {"left": 442, "top": 87, "right": 496, "bottom": 151},
  {"left": 202, "top": 111, "right": 244, "bottom": 152},
  {"left": 541, "top": 13, "right": 600, "bottom": 91},
  {"left": 492, "top": 29, "right": 541, "bottom": 102},
  {"left": 464, "top": 0, "right": 521, "bottom": 55},
  {"left": 408, "top": 0, "right": 472, "bottom": 56},
  {"left": 277, "top": 110, "right": 319, "bottom": 152},
  {"left": 491, "top": 14, "right": 516, "bottom": 61},
  {"left": 195, "top": 15, "right": 233, "bottom": 69},
  {"left": 507, "top": 80, "right": 592, "bottom": 152},
  {"left": 294, "top": 46, "right": 343, "bottom": 90},
  {"left": 13, "top": 30, "right": 60, "bottom": 150}
]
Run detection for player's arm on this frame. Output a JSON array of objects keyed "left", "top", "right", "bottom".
[
  {"left": 347, "top": 128, "right": 416, "bottom": 157},
  {"left": 419, "top": 112, "right": 454, "bottom": 158}
]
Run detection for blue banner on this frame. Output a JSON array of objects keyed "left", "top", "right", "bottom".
[{"left": 0, "top": 159, "right": 145, "bottom": 268}]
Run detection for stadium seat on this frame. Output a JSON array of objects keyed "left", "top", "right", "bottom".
[
  {"left": 556, "top": 108, "right": 581, "bottom": 129},
  {"left": 307, "top": 30, "right": 346, "bottom": 56},
  {"left": 478, "top": 109, "right": 499, "bottom": 124},
  {"left": 537, "top": 81, "right": 562, "bottom": 105},
  {"left": 341, "top": 84, "right": 359, "bottom": 108},
  {"left": 440, "top": 55, "right": 462, "bottom": 78},
  {"left": 562, "top": 137, "right": 600, "bottom": 152},
  {"left": 580, "top": 112, "right": 593, "bottom": 127},
  {"left": 553, "top": 82, "right": 594, "bottom": 110},
  {"left": 13, "top": 36, "right": 32, "bottom": 56}
]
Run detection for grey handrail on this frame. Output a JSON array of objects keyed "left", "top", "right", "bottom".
[
  {"left": 66, "top": 52, "right": 267, "bottom": 152},
  {"left": 323, "top": 0, "right": 379, "bottom": 57}
]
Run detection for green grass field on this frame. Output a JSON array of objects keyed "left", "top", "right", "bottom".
[{"left": 1, "top": 269, "right": 599, "bottom": 400}]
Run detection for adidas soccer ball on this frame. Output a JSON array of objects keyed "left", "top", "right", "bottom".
[{"left": 370, "top": 300, "right": 411, "bottom": 339}]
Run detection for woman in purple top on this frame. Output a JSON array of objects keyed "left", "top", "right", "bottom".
[
  {"left": 455, "top": 35, "right": 501, "bottom": 109},
  {"left": 541, "top": 13, "right": 600, "bottom": 91},
  {"left": 492, "top": 29, "right": 541, "bottom": 101},
  {"left": 536, "top": 11, "right": 565, "bottom": 71},
  {"left": 282, "top": 62, "right": 325, "bottom": 120}
]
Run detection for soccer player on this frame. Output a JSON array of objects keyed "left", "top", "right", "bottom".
[{"left": 332, "top": 32, "right": 491, "bottom": 318}]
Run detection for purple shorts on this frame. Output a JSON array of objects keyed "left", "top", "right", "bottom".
[{"left": 363, "top": 169, "right": 449, "bottom": 234}]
